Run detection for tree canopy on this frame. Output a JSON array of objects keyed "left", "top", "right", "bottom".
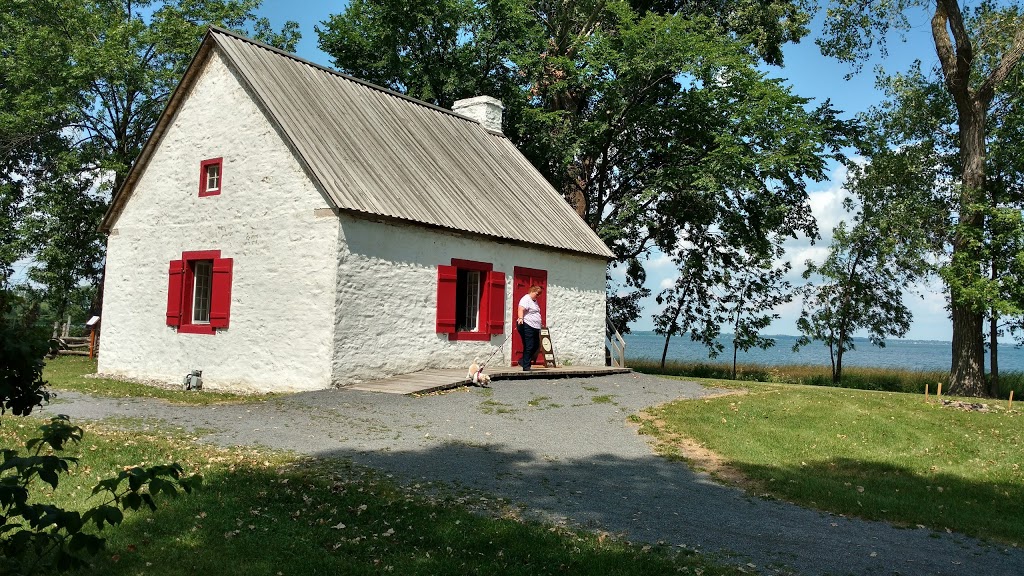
[
  {"left": 0, "top": 0, "right": 298, "bottom": 322},
  {"left": 319, "top": 0, "right": 852, "bottom": 329},
  {"left": 819, "top": 0, "right": 1024, "bottom": 395},
  {"left": 795, "top": 182, "right": 931, "bottom": 383}
]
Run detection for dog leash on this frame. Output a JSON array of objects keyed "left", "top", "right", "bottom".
[{"left": 480, "top": 332, "right": 512, "bottom": 368}]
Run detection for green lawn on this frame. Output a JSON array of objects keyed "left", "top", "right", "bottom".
[
  {"left": 630, "top": 358, "right": 1024, "bottom": 399},
  {"left": 1, "top": 418, "right": 743, "bottom": 576},
  {"left": 640, "top": 378, "right": 1024, "bottom": 544},
  {"left": 43, "top": 356, "right": 261, "bottom": 405}
]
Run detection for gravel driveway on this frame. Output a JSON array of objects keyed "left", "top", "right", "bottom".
[{"left": 45, "top": 372, "right": 1024, "bottom": 575}]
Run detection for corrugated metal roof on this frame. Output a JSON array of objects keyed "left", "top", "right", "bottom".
[{"left": 204, "top": 28, "right": 613, "bottom": 259}]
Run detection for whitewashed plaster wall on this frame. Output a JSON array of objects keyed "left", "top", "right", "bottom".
[
  {"left": 99, "top": 49, "right": 339, "bottom": 392},
  {"left": 331, "top": 214, "right": 607, "bottom": 385}
]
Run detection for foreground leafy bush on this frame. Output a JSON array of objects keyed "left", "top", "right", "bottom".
[
  {"left": 0, "top": 288, "right": 50, "bottom": 417},
  {"left": 0, "top": 416, "right": 201, "bottom": 574},
  {"left": 1, "top": 286, "right": 201, "bottom": 574}
]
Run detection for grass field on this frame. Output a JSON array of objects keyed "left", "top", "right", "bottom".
[
  {"left": 638, "top": 377, "right": 1024, "bottom": 545},
  {"left": 630, "top": 358, "right": 1024, "bottom": 398}
]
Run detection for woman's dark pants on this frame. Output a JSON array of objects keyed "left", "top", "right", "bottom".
[{"left": 517, "top": 323, "right": 541, "bottom": 370}]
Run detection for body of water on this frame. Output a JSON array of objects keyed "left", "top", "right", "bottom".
[{"left": 623, "top": 332, "right": 1024, "bottom": 372}]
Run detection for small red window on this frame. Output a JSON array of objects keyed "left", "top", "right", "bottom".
[
  {"left": 436, "top": 259, "right": 505, "bottom": 341},
  {"left": 199, "top": 157, "right": 223, "bottom": 197},
  {"left": 166, "top": 250, "right": 233, "bottom": 335}
]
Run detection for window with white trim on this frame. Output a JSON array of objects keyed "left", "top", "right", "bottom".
[
  {"left": 436, "top": 259, "right": 506, "bottom": 341},
  {"left": 204, "top": 164, "right": 220, "bottom": 192},
  {"left": 166, "top": 250, "right": 233, "bottom": 335},
  {"left": 456, "top": 269, "right": 482, "bottom": 332},
  {"left": 191, "top": 260, "right": 213, "bottom": 323},
  {"left": 199, "top": 157, "right": 223, "bottom": 197}
]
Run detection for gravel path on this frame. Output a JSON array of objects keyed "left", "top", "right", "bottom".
[{"left": 44, "top": 372, "right": 1024, "bottom": 575}]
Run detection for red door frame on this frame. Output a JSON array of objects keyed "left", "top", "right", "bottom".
[{"left": 511, "top": 266, "right": 547, "bottom": 366}]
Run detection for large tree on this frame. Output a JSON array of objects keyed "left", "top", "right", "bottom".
[
  {"left": 652, "top": 237, "right": 792, "bottom": 377},
  {"left": 319, "top": 0, "right": 849, "bottom": 329},
  {"left": 651, "top": 232, "right": 723, "bottom": 369},
  {"left": 0, "top": 0, "right": 299, "bottom": 321},
  {"left": 819, "top": 0, "right": 1024, "bottom": 396},
  {"left": 794, "top": 176, "right": 932, "bottom": 383},
  {"left": 720, "top": 253, "right": 792, "bottom": 379},
  {"left": 0, "top": 1, "right": 84, "bottom": 284},
  {"left": 854, "top": 56, "right": 1024, "bottom": 394}
]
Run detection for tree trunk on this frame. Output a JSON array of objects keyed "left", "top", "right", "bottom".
[
  {"left": 732, "top": 342, "right": 738, "bottom": 380},
  {"left": 834, "top": 345, "right": 844, "bottom": 385},
  {"left": 948, "top": 102, "right": 988, "bottom": 397},
  {"left": 90, "top": 266, "right": 106, "bottom": 319},
  {"left": 950, "top": 305, "right": 986, "bottom": 395},
  {"left": 828, "top": 339, "right": 837, "bottom": 384},
  {"left": 990, "top": 311, "right": 999, "bottom": 397},
  {"left": 660, "top": 332, "right": 672, "bottom": 370},
  {"left": 659, "top": 283, "right": 691, "bottom": 369}
]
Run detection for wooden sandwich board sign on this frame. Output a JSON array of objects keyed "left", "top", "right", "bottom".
[{"left": 539, "top": 327, "right": 556, "bottom": 367}]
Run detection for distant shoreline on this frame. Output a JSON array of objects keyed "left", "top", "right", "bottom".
[
  {"left": 620, "top": 332, "right": 1024, "bottom": 372},
  {"left": 626, "top": 331, "right": 966, "bottom": 346}
]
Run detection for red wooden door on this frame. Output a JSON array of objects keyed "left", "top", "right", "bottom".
[{"left": 511, "top": 267, "right": 547, "bottom": 366}]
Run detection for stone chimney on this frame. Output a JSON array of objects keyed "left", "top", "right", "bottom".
[{"left": 452, "top": 96, "right": 504, "bottom": 134}]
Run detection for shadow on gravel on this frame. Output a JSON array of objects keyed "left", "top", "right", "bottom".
[{"left": 304, "top": 442, "right": 1024, "bottom": 576}]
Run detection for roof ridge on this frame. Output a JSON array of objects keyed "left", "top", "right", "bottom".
[{"left": 206, "top": 26, "right": 492, "bottom": 131}]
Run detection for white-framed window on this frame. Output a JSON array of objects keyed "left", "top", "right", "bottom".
[
  {"left": 199, "top": 157, "right": 223, "bottom": 197},
  {"left": 458, "top": 269, "right": 481, "bottom": 332},
  {"left": 205, "top": 163, "right": 220, "bottom": 192},
  {"left": 192, "top": 260, "right": 213, "bottom": 324},
  {"left": 436, "top": 258, "right": 505, "bottom": 341},
  {"left": 166, "top": 250, "right": 233, "bottom": 335}
]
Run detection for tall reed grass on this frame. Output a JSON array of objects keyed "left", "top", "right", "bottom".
[{"left": 629, "top": 358, "right": 1024, "bottom": 398}]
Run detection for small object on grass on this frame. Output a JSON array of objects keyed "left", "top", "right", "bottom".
[
  {"left": 941, "top": 399, "right": 990, "bottom": 412},
  {"left": 182, "top": 369, "right": 203, "bottom": 391},
  {"left": 1010, "top": 390, "right": 1014, "bottom": 411},
  {"left": 937, "top": 382, "right": 942, "bottom": 399},
  {"left": 925, "top": 383, "right": 929, "bottom": 403}
]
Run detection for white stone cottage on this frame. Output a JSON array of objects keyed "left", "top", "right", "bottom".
[{"left": 97, "top": 28, "right": 614, "bottom": 392}]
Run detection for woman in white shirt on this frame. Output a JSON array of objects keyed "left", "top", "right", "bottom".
[{"left": 516, "top": 285, "right": 543, "bottom": 371}]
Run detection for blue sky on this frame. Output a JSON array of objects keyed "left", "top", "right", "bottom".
[{"left": 254, "top": 1, "right": 954, "bottom": 340}]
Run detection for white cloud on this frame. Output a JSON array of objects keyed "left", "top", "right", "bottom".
[
  {"left": 809, "top": 163, "right": 855, "bottom": 226},
  {"left": 648, "top": 250, "right": 674, "bottom": 271},
  {"left": 786, "top": 245, "right": 830, "bottom": 269}
]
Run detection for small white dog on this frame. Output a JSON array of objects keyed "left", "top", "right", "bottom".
[{"left": 467, "top": 357, "right": 491, "bottom": 387}]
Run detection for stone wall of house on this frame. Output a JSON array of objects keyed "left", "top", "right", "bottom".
[
  {"left": 331, "top": 214, "right": 607, "bottom": 385},
  {"left": 99, "top": 48, "right": 339, "bottom": 392}
]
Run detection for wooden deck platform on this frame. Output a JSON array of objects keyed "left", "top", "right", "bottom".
[{"left": 346, "top": 365, "right": 632, "bottom": 395}]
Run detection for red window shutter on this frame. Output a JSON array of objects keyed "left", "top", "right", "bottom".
[
  {"left": 166, "top": 260, "right": 185, "bottom": 327},
  {"left": 209, "top": 257, "right": 233, "bottom": 329},
  {"left": 485, "top": 271, "right": 506, "bottom": 335},
  {"left": 436, "top": 265, "right": 457, "bottom": 333}
]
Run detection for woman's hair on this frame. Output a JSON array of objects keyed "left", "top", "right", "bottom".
[{"left": 529, "top": 285, "right": 543, "bottom": 294}]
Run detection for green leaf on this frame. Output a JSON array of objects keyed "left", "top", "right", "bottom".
[
  {"left": 127, "top": 468, "right": 146, "bottom": 493},
  {"left": 121, "top": 491, "right": 142, "bottom": 511}
]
